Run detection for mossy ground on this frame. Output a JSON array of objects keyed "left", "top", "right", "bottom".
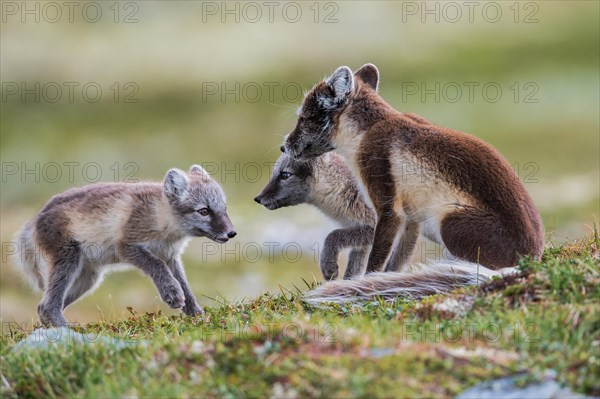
[{"left": 1, "top": 233, "right": 598, "bottom": 398}]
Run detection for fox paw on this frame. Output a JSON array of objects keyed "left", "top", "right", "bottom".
[
  {"left": 160, "top": 284, "right": 185, "bottom": 309},
  {"left": 183, "top": 302, "right": 204, "bottom": 317},
  {"left": 320, "top": 261, "right": 339, "bottom": 281},
  {"left": 38, "top": 303, "right": 67, "bottom": 327}
]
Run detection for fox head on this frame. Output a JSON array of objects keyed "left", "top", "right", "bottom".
[
  {"left": 254, "top": 149, "right": 314, "bottom": 210},
  {"left": 164, "top": 165, "right": 236, "bottom": 243},
  {"left": 284, "top": 63, "right": 380, "bottom": 160}
]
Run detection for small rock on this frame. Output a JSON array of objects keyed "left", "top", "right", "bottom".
[
  {"left": 369, "top": 348, "right": 395, "bottom": 358},
  {"left": 12, "top": 327, "right": 140, "bottom": 351},
  {"left": 457, "top": 370, "right": 590, "bottom": 399}
]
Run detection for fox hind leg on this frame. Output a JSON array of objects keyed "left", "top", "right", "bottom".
[
  {"left": 38, "top": 241, "right": 82, "bottom": 326},
  {"left": 441, "top": 208, "right": 521, "bottom": 269},
  {"left": 63, "top": 265, "right": 102, "bottom": 309}
]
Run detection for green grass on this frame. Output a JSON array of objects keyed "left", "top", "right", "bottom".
[{"left": 1, "top": 234, "right": 598, "bottom": 398}]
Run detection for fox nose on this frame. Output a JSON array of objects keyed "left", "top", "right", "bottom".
[
  {"left": 254, "top": 196, "right": 262, "bottom": 204},
  {"left": 227, "top": 231, "right": 237, "bottom": 239},
  {"left": 280, "top": 145, "right": 286, "bottom": 153}
]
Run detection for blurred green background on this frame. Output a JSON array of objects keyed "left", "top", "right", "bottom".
[{"left": 1, "top": 1, "right": 598, "bottom": 325}]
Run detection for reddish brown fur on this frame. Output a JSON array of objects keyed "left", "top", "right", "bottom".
[
  {"left": 346, "top": 77, "right": 544, "bottom": 268},
  {"left": 286, "top": 65, "right": 544, "bottom": 271}
]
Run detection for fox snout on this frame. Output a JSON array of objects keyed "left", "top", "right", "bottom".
[
  {"left": 214, "top": 230, "right": 237, "bottom": 243},
  {"left": 226, "top": 231, "right": 237, "bottom": 238},
  {"left": 210, "top": 213, "right": 237, "bottom": 243},
  {"left": 254, "top": 190, "right": 280, "bottom": 210},
  {"left": 254, "top": 192, "right": 273, "bottom": 208},
  {"left": 212, "top": 230, "right": 236, "bottom": 244}
]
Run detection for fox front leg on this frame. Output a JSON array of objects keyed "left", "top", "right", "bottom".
[
  {"left": 385, "top": 220, "right": 420, "bottom": 272},
  {"left": 38, "top": 242, "right": 83, "bottom": 326},
  {"left": 344, "top": 247, "right": 369, "bottom": 279},
  {"left": 167, "top": 258, "right": 204, "bottom": 316},
  {"left": 366, "top": 210, "right": 404, "bottom": 273},
  {"left": 119, "top": 243, "right": 185, "bottom": 310},
  {"left": 321, "top": 225, "right": 374, "bottom": 280}
]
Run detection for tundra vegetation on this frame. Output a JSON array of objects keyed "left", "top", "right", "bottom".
[{"left": 1, "top": 233, "right": 598, "bottom": 398}]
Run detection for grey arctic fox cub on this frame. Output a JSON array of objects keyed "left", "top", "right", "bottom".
[
  {"left": 284, "top": 64, "right": 544, "bottom": 304},
  {"left": 12, "top": 165, "right": 236, "bottom": 326},
  {"left": 255, "top": 150, "right": 376, "bottom": 280},
  {"left": 254, "top": 150, "right": 421, "bottom": 280}
]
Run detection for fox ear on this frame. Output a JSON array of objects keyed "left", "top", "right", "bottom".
[
  {"left": 189, "top": 164, "right": 210, "bottom": 178},
  {"left": 355, "top": 63, "right": 379, "bottom": 92},
  {"left": 326, "top": 66, "right": 355, "bottom": 101},
  {"left": 164, "top": 168, "right": 189, "bottom": 200}
]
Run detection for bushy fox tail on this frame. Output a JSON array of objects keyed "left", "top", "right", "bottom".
[
  {"left": 11, "top": 221, "right": 45, "bottom": 291},
  {"left": 303, "top": 261, "right": 508, "bottom": 306}
]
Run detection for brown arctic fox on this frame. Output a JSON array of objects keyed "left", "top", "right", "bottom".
[
  {"left": 255, "top": 150, "right": 425, "bottom": 279},
  {"left": 284, "top": 64, "right": 544, "bottom": 304},
  {"left": 12, "top": 165, "right": 236, "bottom": 326}
]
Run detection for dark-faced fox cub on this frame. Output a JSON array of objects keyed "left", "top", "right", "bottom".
[
  {"left": 254, "top": 150, "right": 421, "bottom": 279},
  {"left": 284, "top": 64, "right": 544, "bottom": 303},
  {"left": 12, "top": 165, "right": 236, "bottom": 326},
  {"left": 255, "top": 151, "right": 374, "bottom": 279}
]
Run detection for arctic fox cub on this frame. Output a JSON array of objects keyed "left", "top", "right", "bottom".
[
  {"left": 12, "top": 165, "right": 236, "bottom": 326},
  {"left": 255, "top": 150, "right": 418, "bottom": 279}
]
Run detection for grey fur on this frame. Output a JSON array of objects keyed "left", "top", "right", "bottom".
[
  {"left": 255, "top": 152, "right": 414, "bottom": 280},
  {"left": 346, "top": 247, "right": 369, "bottom": 279},
  {"left": 12, "top": 165, "right": 235, "bottom": 326},
  {"left": 320, "top": 225, "right": 374, "bottom": 280},
  {"left": 303, "top": 260, "right": 505, "bottom": 305}
]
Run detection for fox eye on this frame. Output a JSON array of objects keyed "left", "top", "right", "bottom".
[
  {"left": 280, "top": 172, "right": 292, "bottom": 180},
  {"left": 197, "top": 208, "right": 209, "bottom": 216}
]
